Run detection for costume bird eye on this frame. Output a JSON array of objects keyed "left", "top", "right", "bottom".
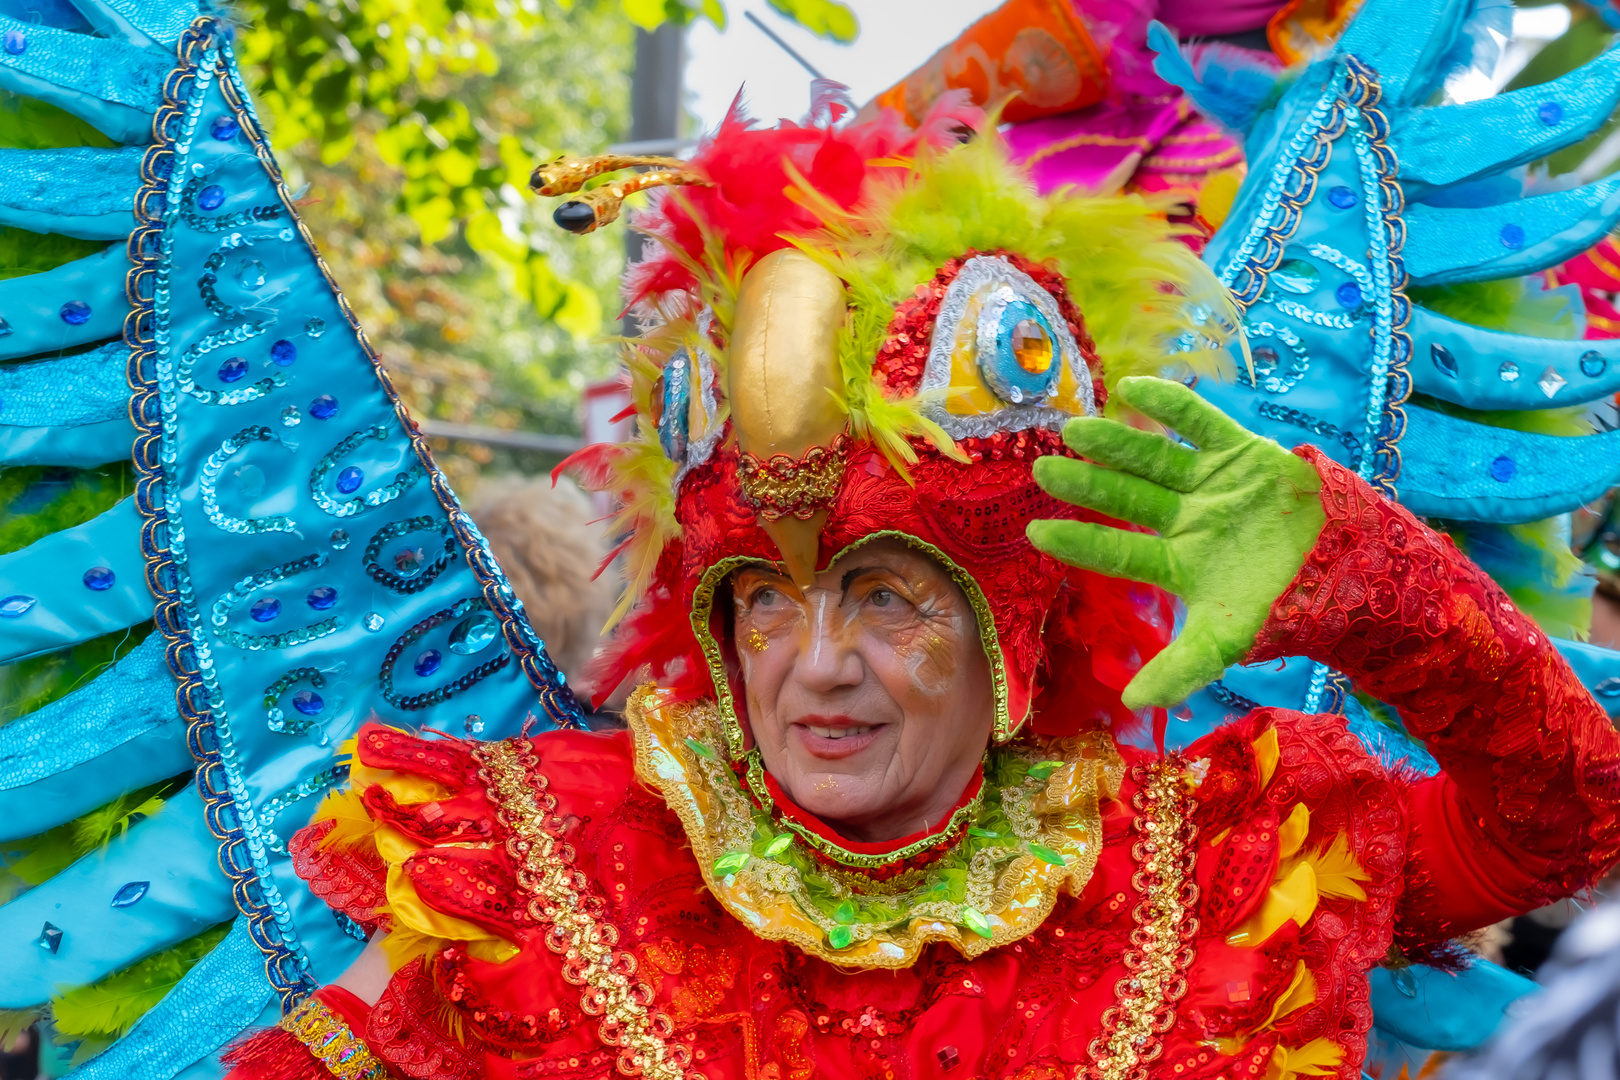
[
  {"left": 977, "top": 289, "right": 1060, "bottom": 404},
  {"left": 655, "top": 310, "right": 723, "bottom": 483},
  {"left": 658, "top": 350, "right": 692, "bottom": 461},
  {"left": 917, "top": 254, "right": 1095, "bottom": 439}
]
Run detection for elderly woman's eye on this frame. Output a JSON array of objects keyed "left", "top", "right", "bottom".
[
  {"left": 869, "top": 588, "right": 895, "bottom": 608},
  {"left": 754, "top": 588, "right": 782, "bottom": 608}
]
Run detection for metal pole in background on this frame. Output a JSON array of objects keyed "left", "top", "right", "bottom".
[{"left": 622, "top": 22, "right": 686, "bottom": 335}]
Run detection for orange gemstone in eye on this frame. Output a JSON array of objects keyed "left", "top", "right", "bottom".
[{"left": 1010, "top": 319, "right": 1053, "bottom": 375}]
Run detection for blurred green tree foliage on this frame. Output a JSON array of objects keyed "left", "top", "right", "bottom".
[{"left": 232, "top": 0, "right": 854, "bottom": 485}]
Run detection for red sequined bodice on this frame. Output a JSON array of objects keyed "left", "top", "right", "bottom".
[{"left": 240, "top": 452, "right": 1620, "bottom": 1080}]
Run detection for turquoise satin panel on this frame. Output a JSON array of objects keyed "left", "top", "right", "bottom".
[
  {"left": 1369, "top": 959, "right": 1536, "bottom": 1051},
  {"left": 0, "top": 146, "right": 142, "bottom": 240},
  {"left": 67, "top": 0, "right": 198, "bottom": 48},
  {"left": 1407, "top": 306, "right": 1620, "bottom": 411},
  {"left": 1398, "top": 404, "right": 1620, "bottom": 523},
  {"left": 0, "top": 416, "right": 134, "bottom": 466},
  {"left": 1405, "top": 178, "right": 1620, "bottom": 286},
  {"left": 1553, "top": 636, "right": 1620, "bottom": 718},
  {"left": 1392, "top": 46, "right": 1620, "bottom": 191},
  {"left": 0, "top": 786, "right": 235, "bottom": 1009},
  {"left": 0, "top": 246, "right": 125, "bottom": 361},
  {"left": 67, "top": 918, "right": 275, "bottom": 1080},
  {"left": 0, "top": 633, "right": 177, "bottom": 791},
  {"left": 0, "top": 341, "right": 133, "bottom": 424},
  {"left": 0, "top": 496, "right": 153, "bottom": 664},
  {"left": 0, "top": 724, "right": 193, "bottom": 842},
  {"left": 0, "top": 18, "right": 159, "bottom": 145}
]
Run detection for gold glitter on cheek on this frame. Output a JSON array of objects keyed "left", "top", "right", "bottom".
[{"left": 747, "top": 628, "right": 769, "bottom": 653}]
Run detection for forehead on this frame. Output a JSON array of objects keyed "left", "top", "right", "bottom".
[
  {"left": 822, "top": 538, "right": 948, "bottom": 580},
  {"left": 732, "top": 538, "right": 957, "bottom": 590}
]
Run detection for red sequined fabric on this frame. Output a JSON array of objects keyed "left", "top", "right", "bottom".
[
  {"left": 1252, "top": 447, "right": 1620, "bottom": 946},
  {"left": 272, "top": 455, "right": 1620, "bottom": 1080}
]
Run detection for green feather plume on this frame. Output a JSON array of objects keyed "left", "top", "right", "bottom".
[{"left": 51, "top": 924, "right": 231, "bottom": 1040}]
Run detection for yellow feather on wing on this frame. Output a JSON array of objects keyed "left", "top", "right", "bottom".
[
  {"left": 1267, "top": 1038, "right": 1344, "bottom": 1079},
  {"left": 1304, "top": 832, "right": 1371, "bottom": 902}
]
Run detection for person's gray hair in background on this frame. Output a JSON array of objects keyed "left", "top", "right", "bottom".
[
  {"left": 1445, "top": 905, "right": 1620, "bottom": 1080},
  {"left": 465, "top": 475, "right": 615, "bottom": 694}
]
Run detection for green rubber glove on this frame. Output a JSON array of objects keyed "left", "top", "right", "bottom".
[{"left": 1026, "top": 376, "right": 1327, "bottom": 710}]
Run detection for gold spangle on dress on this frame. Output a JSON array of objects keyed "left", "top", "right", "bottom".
[{"left": 476, "top": 737, "right": 696, "bottom": 1080}]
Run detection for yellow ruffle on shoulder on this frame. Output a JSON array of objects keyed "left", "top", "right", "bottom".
[{"left": 310, "top": 737, "right": 520, "bottom": 970}]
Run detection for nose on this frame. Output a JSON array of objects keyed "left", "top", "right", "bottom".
[{"left": 793, "top": 590, "right": 863, "bottom": 693}]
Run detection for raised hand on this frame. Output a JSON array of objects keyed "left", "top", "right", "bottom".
[{"left": 1027, "top": 376, "right": 1327, "bottom": 709}]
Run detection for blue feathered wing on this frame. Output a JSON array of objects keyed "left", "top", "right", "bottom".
[{"left": 0, "top": 9, "right": 582, "bottom": 1076}]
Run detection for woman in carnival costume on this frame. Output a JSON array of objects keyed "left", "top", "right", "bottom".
[{"left": 220, "top": 98, "right": 1620, "bottom": 1080}]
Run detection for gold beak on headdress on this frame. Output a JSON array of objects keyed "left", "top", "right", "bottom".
[
  {"left": 729, "top": 249, "right": 850, "bottom": 588},
  {"left": 530, "top": 153, "right": 711, "bottom": 234},
  {"left": 533, "top": 155, "right": 851, "bottom": 586}
]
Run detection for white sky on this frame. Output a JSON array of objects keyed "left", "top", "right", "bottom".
[{"left": 684, "top": 0, "right": 1003, "bottom": 136}]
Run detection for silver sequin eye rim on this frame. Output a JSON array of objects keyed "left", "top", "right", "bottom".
[{"left": 918, "top": 254, "right": 1095, "bottom": 441}]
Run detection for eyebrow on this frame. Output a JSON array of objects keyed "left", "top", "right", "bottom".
[{"left": 839, "top": 566, "right": 884, "bottom": 593}]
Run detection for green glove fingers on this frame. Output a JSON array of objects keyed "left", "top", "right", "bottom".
[
  {"left": 1060, "top": 416, "right": 1201, "bottom": 492},
  {"left": 1121, "top": 608, "right": 1234, "bottom": 712},
  {"left": 1031, "top": 456, "right": 1180, "bottom": 533},
  {"left": 1028, "top": 376, "right": 1328, "bottom": 709},
  {"left": 1112, "top": 375, "right": 1250, "bottom": 454},
  {"left": 1025, "top": 519, "right": 1177, "bottom": 592}
]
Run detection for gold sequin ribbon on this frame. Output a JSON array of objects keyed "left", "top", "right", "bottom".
[
  {"left": 1082, "top": 759, "right": 1200, "bottom": 1080},
  {"left": 281, "top": 997, "right": 392, "bottom": 1080},
  {"left": 476, "top": 737, "right": 697, "bottom": 1080}
]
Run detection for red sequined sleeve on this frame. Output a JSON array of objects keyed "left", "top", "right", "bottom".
[{"left": 1249, "top": 448, "right": 1620, "bottom": 947}]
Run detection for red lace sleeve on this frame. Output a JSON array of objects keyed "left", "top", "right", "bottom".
[{"left": 1249, "top": 447, "right": 1620, "bottom": 947}]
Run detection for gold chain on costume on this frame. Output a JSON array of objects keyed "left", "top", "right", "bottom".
[
  {"left": 476, "top": 738, "right": 697, "bottom": 1080},
  {"left": 1082, "top": 760, "right": 1200, "bottom": 1080},
  {"left": 281, "top": 998, "right": 392, "bottom": 1080}
]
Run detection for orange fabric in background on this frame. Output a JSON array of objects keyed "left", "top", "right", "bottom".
[
  {"left": 869, "top": 0, "right": 1109, "bottom": 126},
  {"left": 1268, "top": 0, "right": 1365, "bottom": 64}
]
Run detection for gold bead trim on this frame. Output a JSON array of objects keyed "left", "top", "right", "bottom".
[
  {"left": 1082, "top": 759, "right": 1200, "bottom": 1080},
  {"left": 281, "top": 998, "right": 392, "bottom": 1080},
  {"left": 736, "top": 433, "right": 850, "bottom": 521},
  {"left": 475, "top": 738, "right": 698, "bottom": 1080}
]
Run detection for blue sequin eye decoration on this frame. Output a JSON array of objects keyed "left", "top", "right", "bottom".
[
  {"left": 310, "top": 394, "right": 338, "bottom": 419},
  {"left": 975, "top": 290, "right": 1060, "bottom": 406},
  {"left": 211, "top": 116, "right": 240, "bottom": 141},
  {"left": 3, "top": 30, "right": 26, "bottom": 55},
  {"left": 659, "top": 349, "right": 692, "bottom": 460},
  {"left": 218, "top": 357, "right": 248, "bottom": 383}
]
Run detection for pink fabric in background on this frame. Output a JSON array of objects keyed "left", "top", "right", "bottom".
[
  {"left": 1157, "top": 0, "right": 1286, "bottom": 36},
  {"left": 1002, "top": 0, "right": 1268, "bottom": 198}
]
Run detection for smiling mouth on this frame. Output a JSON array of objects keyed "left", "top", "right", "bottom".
[
  {"left": 793, "top": 716, "right": 884, "bottom": 759},
  {"left": 806, "top": 725, "right": 865, "bottom": 739}
]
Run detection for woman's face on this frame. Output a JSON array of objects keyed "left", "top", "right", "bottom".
[{"left": 730, "top": 538, "right": 994, "bottom": 843}]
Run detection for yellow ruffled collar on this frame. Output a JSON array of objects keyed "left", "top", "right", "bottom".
[{"left": 625, "top": 684, "right": 1123, "bottom": 969}]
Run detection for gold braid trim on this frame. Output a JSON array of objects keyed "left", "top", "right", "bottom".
[
  {"left": 281, "top": 998, "right": 392, "bottom": 1080},
  {"left": 475, "top": 738, "right": 698, "bottom": 1080},
  {"left": 1082, "top": 759, "right": 1200, "bottom": 1080},
  {"left": 736, "top": 434, "right": 849, "bottom": 521}
]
